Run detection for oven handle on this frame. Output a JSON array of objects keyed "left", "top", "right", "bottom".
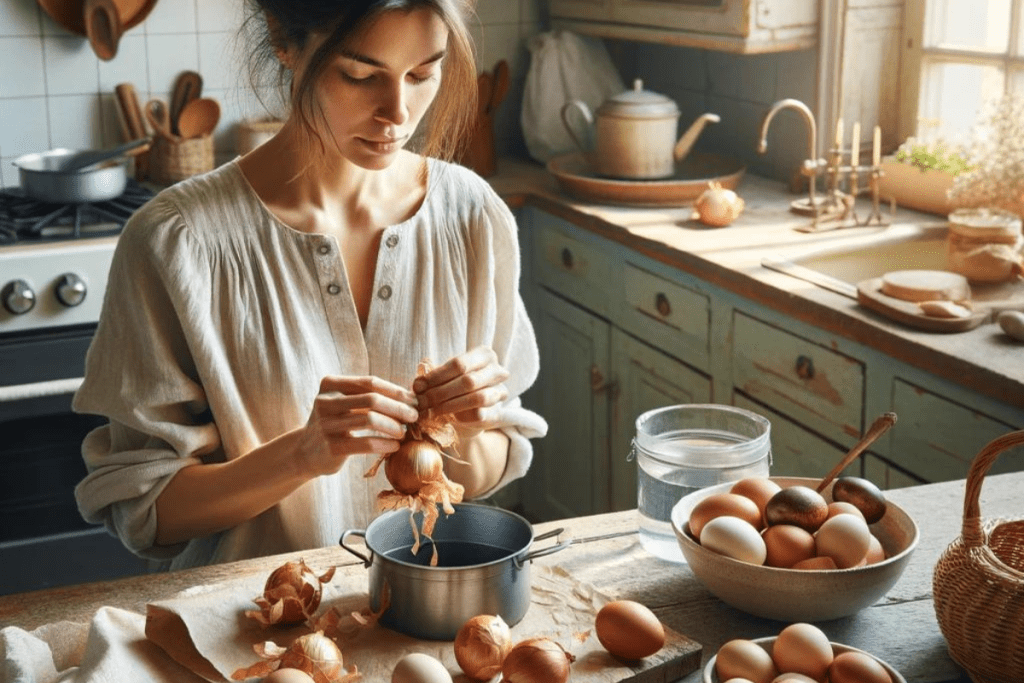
[{"left": 0, "top": 378, "right": 84, "bottom": 403}]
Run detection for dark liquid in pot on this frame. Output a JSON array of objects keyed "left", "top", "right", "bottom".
[{"left": 383, "top": 541, "right": 514, "bottom": 567}]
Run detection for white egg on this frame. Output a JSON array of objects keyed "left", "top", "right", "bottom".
[
  {"left": 700, "top": 515, "right": 767, "bottom": 565},
  {"left": 815, "top": 513, "right": 871, "bottom": 569},
  {"left": 392, "top": 652, "right": 453, "bottom": 683}
]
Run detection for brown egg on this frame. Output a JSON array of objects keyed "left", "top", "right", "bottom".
[
  {"left": 826, "top": 501, "right": 865, "bottom": 521},
  {"left": 865, "top": 533, "right": 886, "bottom": 564},
  {"left": 595, "top": 600, "right": 665, "bottom": 660},
  {"left": 828, "top": 651, "right": 893, "bottom": 683},
  {"left": 791, "top": 556, "right": 838, "bottom": 570},
  {"left": 730, "top": 477, "right": 782, "bottom": 522},
  {"left": 832, "top": 477, "right": 887, "bottom": 524},
  {"left": 715, "top": 639, "right": 778, "bottom": 683},
  {"left": 762, "top": 524, "right": 816, "bottom": 568},
  {"left": 264, "top": 668, "right": 315, "bottom": 683},
  {"left": 689, "top": 493, "right": 764, "bottom": 537},
  {"left": 764, "top": 487, "right": 829, "bottom": 533},
  {"left": 772, "top": 623, "right": 833, "bottom": 681}
]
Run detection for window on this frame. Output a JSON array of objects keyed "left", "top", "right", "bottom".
[{"left": 899, "top": 0, "right": 1023, "bottom": 146}]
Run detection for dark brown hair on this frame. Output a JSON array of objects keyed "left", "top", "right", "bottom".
[{"left": 241, "top": 0, "right": 478, "bottom": 162}]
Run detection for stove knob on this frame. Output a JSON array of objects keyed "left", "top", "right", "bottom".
[
  {"left": 56, "top": 273, "right": 87, "bottom": 307},
  {"left": 2, "top": 279, "right": 36, "bottom": 315}
]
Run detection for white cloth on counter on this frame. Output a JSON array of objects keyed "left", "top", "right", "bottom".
[{"left": 72, "top": 157, "right": 547, "bottom": 571}]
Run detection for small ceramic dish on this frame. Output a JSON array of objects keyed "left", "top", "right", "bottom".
[
  {"left": 672, "top": 476, "right": 919, "bottom": 622},
  {"left": 703, "top": 636, "right": 907, "bottom": 683}
]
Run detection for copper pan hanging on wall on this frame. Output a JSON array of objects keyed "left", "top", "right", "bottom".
[{"left": 36, "top": 0, "right": 157, "bottom": 36}]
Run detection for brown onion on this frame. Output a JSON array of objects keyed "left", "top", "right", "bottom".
[
  {"left": 454, "top": 614, "right": 513, "bottom": 680},
  {"left": 245, "top": 559, "right": 336, "bottom": 625},
  {"left": 385, "top": 440, "right": 445, "bottom": 495},
  {"left": 231, "top": 631, "right": 360, "bottom": 682},
  {"left": 500, "top": 637, "right": 575, "bottom": 683}
]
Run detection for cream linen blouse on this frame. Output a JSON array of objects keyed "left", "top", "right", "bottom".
[{"left": 72, "top": 158, "right": 547, "bottom": 570}]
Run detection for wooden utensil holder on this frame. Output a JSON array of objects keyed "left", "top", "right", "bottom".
[{"left": 148, "top": 134, "right": 214, "bottom": 185}]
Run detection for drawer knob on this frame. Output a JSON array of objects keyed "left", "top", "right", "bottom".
[
  {"left": 795, "top": 354, "right": 815, "bottom": 380},
  {"left": 655, "top": 292, "right": 671, "bottom": 317},
  {"left": 560, "top": 247, "right": 574, "bottom": 270}
]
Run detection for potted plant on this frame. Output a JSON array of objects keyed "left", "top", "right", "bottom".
[{"left": 878, "top": 124, "right": 972, "bottom": 216}]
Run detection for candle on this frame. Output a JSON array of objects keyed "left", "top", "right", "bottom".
[
  {"left": 835, "top": 117, "right": 844, "bottom": 149},
  {"left": 873, "top": 125, "right": 881, "bottom": 166},
  {"left": 851, "top": 122, "right": 861, "bottom": 167}
]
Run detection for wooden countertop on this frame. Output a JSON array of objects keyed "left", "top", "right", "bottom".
[
  {"left": 487, "top": 158, "right": 1024, "bottom": 411},
  {"left": 3, "top": 473, "right": 1021, "bottom": 682}
]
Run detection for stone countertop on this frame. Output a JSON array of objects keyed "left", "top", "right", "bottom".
[{"left": 487, "top": 157, "right": 1024, "bottom": 411}]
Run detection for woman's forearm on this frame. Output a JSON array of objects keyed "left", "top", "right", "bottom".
[
  {"left": 445, "top": 429, "right": 510, "bottom": 499},
  {"left": 153, "top": 427, "right": 312, "bottom": 546}
]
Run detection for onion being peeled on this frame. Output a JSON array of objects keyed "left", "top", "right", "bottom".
[
  {"left": 454, "top": 614, "right": 513, "bottom": 680},
  {"left": 386, "top": 440, "right": 445, "bottom": 495},
  {"left": 245, "top": 559, "right": 336, "bottom": 626},
  {"left": 500, "top": 637, "right": 575, "bottom": 683},
  {"left": 230, "top": 631, "right": 360, "bottom": 682}
]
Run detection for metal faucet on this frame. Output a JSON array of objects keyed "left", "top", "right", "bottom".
[{"left": 758, "top": 98, "right": 824, "bottom": 225}]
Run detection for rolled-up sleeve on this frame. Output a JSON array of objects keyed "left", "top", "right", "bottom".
[{"left": 73, "top": 198, "right": 221, "bottom": 559}]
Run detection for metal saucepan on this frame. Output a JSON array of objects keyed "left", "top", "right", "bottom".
[
  {"left": 12, "top": 139, "right": 150, "bottom": 203},
  {"left": 340, "top": 503, "right": 571, "bottom": 641}
]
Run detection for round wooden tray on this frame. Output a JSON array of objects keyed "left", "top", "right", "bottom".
[
  {"left": 546, "top": 152, "right": 745, "bottom": 207},
  {"left": 38, "top": 0, "right": 156, "bottom": 35}
]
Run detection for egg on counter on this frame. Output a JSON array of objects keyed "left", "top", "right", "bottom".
[
  {"left": 689, "top": 492, "right": 764, "bottom": 537},
  {"left": 700, "top": 516, "right": 767, "bottom": 565},
  {"left": 715, "top": 639, "right": 778, "bottom": 683},
  {"left": 595, "top": 599, "right": 666, "bottom": 660},
  {"left": 829, "top": 651, "right": 893, "bottom": 683},
  {"left": 392, "top": 653, "right": 453, "bottom": 683},
  {"left": 772, "top": 623, "right": 833, "bottom": 681},
  {"left": 815, "top": 514, "right": 872, "bottom": 569},
  {"left": 263, "top": 668, "right": 314, "bottom": 683}
]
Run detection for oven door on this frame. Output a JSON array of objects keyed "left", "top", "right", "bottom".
[{"left": 0, "top": 326, "right": 153, "bottom": 595}]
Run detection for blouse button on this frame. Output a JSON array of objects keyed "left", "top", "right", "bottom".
[
  {"left": 377, "top": 284, "right": 392, "bottom": 300},
  {"left": 385, "top": 234, "right": 399, "bottom": 248},
  {"left": 318, "top": 243, "right": 331, "bottom": 255},
  {"left": 327, "top": 283, "right": 341, "bottom": 295}
]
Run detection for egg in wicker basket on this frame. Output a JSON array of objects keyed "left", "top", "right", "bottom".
[{"left": 671, "top": 476, "right": 919, "bottom": 622}]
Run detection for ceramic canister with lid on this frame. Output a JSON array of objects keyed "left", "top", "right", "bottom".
[
  {"left": 946, "top": 207, "right": 1024, "bottom": 282},
  {"left": 629, "top": 404, "right": 772, "bottom": 563}
]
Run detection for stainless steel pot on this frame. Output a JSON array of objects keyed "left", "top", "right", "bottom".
[
  {"left": 340, "top": 503, "right": 571, "bottom": 641},
  {"left": 12, "top": 145, "right": 141, "bottom": 203}
]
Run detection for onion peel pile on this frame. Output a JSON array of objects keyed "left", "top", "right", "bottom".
[
  {"left": 311, "top": 583, "right": 391, "bottom": 643},
  {"left": 364, "top": 361, "right": 467, "bottom": 566},
  {"left": 245, "top": 559, "right": 337, "bottom": 626},
  {"left": 231, "top": 631, "right": 360, "bottom": 683}
]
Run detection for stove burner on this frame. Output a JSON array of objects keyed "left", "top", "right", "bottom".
[{"left": 0, "top": 180, "right": 155, "bottom": 245}]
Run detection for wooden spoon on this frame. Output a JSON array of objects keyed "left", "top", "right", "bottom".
[
  {"left": 815, "top": 411, "right": 898, "bottom": 493},
  {"left": 169, "top": 71, "right": 203, "bottom": 136},
  {"left": 84, "top": 0, "right": 122, "bottom": 61},
  {"left": 145, "top": 99, "right": 177, "bottom": 141},
  {"left": 177, "top": 97, "right": 221, "bottom": 139}
]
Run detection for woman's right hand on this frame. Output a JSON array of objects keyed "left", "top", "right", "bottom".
[{"left": 297, "top": 375, "right": 420, "bottom": 476}]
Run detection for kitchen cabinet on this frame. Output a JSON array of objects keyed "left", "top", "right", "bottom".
[
  {"left": 549, "top": 0, "right": 819, "bottom": 54},
  {"left": 516, "top": 206, "right": 1024, "bottom": 521}
]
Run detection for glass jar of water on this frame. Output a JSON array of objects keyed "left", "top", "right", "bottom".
[{"left": 631, "top": 404, "right": 771, "bottom": 563}]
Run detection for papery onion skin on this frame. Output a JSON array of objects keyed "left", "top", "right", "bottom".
[
  {"left": 454, "top": 614, "right": 513, "bottom": 680},
  {"left": 247, "top": 560, "right": 336, "bottom": 625},
  {"left": 500, "top": 637, "right": 574, "bottom": 683},
  {"left": 386, "top": 440, "right": 445, "bottom": 495}
]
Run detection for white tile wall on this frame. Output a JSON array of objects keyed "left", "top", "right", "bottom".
[{"left": 0, "top": 0, "right": 544, "bottom": 188}]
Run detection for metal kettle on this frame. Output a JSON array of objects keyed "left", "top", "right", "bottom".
[{"left": 561, "top": 79, "right": 720, "bottom": 180}]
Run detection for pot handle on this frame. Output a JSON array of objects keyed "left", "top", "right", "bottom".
[
  {"left": 560, "top": 101, "right": 594, "bottom": 155},
  {"left": 515, "top": 528, "right": 572, "bottom": 568},
  {"left": 339, "top": 529, "right": 373, "bottom": 568}
]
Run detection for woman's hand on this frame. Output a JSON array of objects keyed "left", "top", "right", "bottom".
[
  {"left": 412, "top": 346, "right": 510, "bottom": 434},
  {"left": 298, "top": 375, "right": 420, "bottom": 476}
]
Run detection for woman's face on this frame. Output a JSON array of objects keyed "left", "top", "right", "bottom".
[{"left": 304, "top": 8, "right": 450, "bottom": 170}]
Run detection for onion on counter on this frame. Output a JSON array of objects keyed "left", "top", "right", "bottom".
[
  {"left": 245, "top": 559, "right": 336, "bottom": 626},
  {"left": 500, "top": 637, "right": 575, "bottom": 683},
  {"left": 454, "top": 614, "right": 513, "bottom": 680},
  {"left": 231, "top": 631, "right": 360, "bottom": 683}
]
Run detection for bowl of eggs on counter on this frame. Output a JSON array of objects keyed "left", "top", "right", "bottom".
[
  {"left": 704, "top": 622, "right": 906, "bottom": 683},
  {"left": 670, "top": 476, "right": 919, "bottom": 622}
]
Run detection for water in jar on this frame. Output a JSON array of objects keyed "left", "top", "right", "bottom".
[{"left": 637, "top": 430, "right": 770, "bottom": 563}]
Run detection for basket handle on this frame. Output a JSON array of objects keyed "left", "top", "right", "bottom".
[{"left": 961, "top": 429, "right": 1024, "bottom": 548}]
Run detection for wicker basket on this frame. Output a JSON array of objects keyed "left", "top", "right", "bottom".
[
  {"left": 933, "top": 429, "right": 1024, "bottom": 683},
  {"left": 148, "top": 134, "right": 214, "bottom": 185}
]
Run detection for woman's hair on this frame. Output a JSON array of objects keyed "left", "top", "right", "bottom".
[{"left": 241, "top": 0, "right": 478, "bottom": 162}]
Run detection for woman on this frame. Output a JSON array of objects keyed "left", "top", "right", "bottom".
[{"left": 73, "top": 0, "right": 546, "bottom": 570}]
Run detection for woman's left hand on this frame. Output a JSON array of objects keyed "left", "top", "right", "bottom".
[{"left": 412, "top": 346, "right": 510, "bottom": 434}]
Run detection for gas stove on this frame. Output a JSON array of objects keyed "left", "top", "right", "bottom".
[{"left": 0, "top": 180, "right": 155, "bottom": 335}]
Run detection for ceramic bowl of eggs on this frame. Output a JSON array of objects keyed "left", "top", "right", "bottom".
[
  {"left": 671, "top": 476, "right": 919, "bottom": 622},
  {"left": 703, "top": 622, "right": 906, "bottom": 683}
]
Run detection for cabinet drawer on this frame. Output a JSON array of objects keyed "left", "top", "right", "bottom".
[
  {"left": 889, "top": 379, "right": 1023, "bottom": 483},
  {"left": 731, "top": 312, "right": 864, "bottom": 444},
  {"left": 533, "top": 219, "right": 613, "bottom": 317},
  {"left": 618, "top": 263, "right": 710, "bottom": 371}
]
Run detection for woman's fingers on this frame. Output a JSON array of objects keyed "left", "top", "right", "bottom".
[
  {"left": 320, "top": 375, "right": 418, "bottom": 407},
  {"left": 413, "top": 347, "right": 496, "bottom": 394},
  {"left": 415, "top": 349, "right": 510, "bottom": 412},
  {"left": 315, "top": 385, "right": 420, "bottom": 424}
]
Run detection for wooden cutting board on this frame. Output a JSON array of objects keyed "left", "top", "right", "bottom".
[{"left": 857, "top": 277, "right": 989, "bottom": 332}]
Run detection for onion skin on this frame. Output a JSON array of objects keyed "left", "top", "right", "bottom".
[
  {"left": 386, "top": 440, "right": 445, "bottom": 495},
  {"left": 246, "top": 560, "right": 336, "bottom": 625},
  {"left": 500, "top": 637, "right": 574, "bottom": 683},
  {"left": 454, "top": 615, "right": 513, "bottom": 680}
]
